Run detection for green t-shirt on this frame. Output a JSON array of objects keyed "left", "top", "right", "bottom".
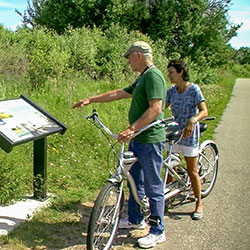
[{"left": 123, "top": 67, "right": 166, "bottom": 143}]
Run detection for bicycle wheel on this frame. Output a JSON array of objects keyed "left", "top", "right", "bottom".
[
  {"left": 198, "top": 141, "right": 219, "bottom": 198},
  {"left": 87, "top": 181, "right": 124, "bottom": 250}
]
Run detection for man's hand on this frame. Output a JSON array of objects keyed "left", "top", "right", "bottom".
[
  {"left": 118, "top": 128, "right": 135, "bottom": 143},
  {"left": 72, "top": 98, "right": 90, "bottom": 109}
]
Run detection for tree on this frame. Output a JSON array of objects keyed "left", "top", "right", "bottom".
[
  {"left": 17, "top": 0, "right": 85, "bottom": 34},
  {"left": 116, "top": 0, "right": 241, "bottom": 67},
  {"left": 18, "top": 0, "right": 241, "bottom": 68},
  {"left": 234, "top": 47, "right": 250, "bottom": 65}
]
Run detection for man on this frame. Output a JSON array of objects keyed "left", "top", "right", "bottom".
[{"left": 73, "top": 41, "right": 166, "bottom": 248}]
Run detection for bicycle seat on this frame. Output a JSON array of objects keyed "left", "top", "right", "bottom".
[
  {"left": 199, "top": 122, "right": 207, "bottom": 134},
  {"left": 165, "top": 122, "right": 183, "bottom": 144}
]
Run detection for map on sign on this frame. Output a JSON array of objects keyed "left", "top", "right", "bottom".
[{"left": 0, "top": 98, "right": 62, "bottom": 143}]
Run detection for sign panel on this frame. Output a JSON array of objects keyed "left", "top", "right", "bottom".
[{"left": 0, "top": 95, "right": 67, "bottom": 152}]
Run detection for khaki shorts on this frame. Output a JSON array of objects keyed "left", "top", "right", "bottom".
[{"left": 165, "top": 144, "right": 199, "bottom": 157}]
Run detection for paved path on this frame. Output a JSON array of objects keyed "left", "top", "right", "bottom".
[{"left": 155, "top": 78, "right": 250, "bottom": 250}]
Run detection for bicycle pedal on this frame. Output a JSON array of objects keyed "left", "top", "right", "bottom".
[{"left": 187, "top": 196, "right": 197, "bottom": 202}]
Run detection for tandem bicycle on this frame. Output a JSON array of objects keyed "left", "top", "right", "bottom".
[{"left": 85, "top": 110, "right": 219, "bottom": 250}]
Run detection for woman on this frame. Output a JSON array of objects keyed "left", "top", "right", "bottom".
[{"left": 165, "top": 59, "right": 208, "bottom": 220}]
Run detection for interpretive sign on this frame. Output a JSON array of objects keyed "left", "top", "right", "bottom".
[
  {"left": 0, "top": 95, "right": 66, "bottom": 153},
  {"left": 0, "top": 95, "right": 67, "bottom": 198}
]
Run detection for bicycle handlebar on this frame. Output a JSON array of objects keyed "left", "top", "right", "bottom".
[
  {"left": 134, "top": 116, "right": 174, "bottom": 137},
  {"left": 85, "top": 109, "right": 174, "bottom": 140},
  {"left": 85, "top": 109, "right": 118, "bottom": 139}
]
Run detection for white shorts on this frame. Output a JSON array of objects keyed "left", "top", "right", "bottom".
[{"left": 165, "top": 144, "right": 199, "bottom": 157}]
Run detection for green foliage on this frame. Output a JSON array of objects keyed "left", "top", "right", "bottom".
[
  {"left": 188, "top": 59, "right": 219, "bottom": 84},
  {"left": 19, "top": 0, "right": 85, "bottom": 34},
  {"left": 18, "top": 0, "right": 241, "bottom": 71},
  {"left": 0, "top": 24, "right": 168, "bottom": 88},
  {"left": 64, "top": 27, "right": 101, "bottom": 79},
  {"left": 0, "top": 145, "right": 33, "bottom": 204},
  {"left": 19, "top": 28, "right": 69, "bottom": 88},
  {"left": 0, "top": 26, "right": 28, "bottom": 80},
  {"left": 0, "top": 27, "right": 70, "bottom": 88},
  {"left": 234, "top": 47, "right": 250, "bottom": 65},
  {"left": 63, "top": 24, "right": 166, "bottom": 83},
  {"left": 230, "top": 63, "right": 250, "bottom": 78}
]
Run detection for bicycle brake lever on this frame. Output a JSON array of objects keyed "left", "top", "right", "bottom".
[
  {"left": 161, "top": 116, "right": 175, "bottom": 127},
  {"left": 90, "top": 109, "right": 98, "bottom": 118},
  {"left": 85, "top": 110, "right": 98, "bottom": 121},
  {"left": 165, "top": 116, "right": 175, "bottom": 122}
]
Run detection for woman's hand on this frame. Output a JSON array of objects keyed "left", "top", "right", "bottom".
[{"left": 183, "top": 118, "right": 196, "bottom": 138}]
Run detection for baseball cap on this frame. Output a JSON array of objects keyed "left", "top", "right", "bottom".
[{"left": 123, "top": 41, "right": 152, "bottom": 58}]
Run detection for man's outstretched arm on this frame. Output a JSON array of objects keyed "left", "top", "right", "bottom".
[{"left": 72, "top": 89, "right": 131, "bottom": 108}]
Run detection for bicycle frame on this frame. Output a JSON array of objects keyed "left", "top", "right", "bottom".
[
  {"left": 86, "top": 111, "right": 218, "bottom": 250},
  {"left": 86, "top": 110, "right": 218, "bottom": 210}
]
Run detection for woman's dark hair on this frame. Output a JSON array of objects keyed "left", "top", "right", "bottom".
[{"left": 167, "top": 59, "right": 189, "bottom": 81}]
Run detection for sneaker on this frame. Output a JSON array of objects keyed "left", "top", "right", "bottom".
[
  {"left": 138, "top": 232, "right": 166, "bottom": 248},
  {"left": 118, "top": 218, "right": 147, "bottom": 229},
  {"left": 191, "top": 211, "right": 203, "bottom": 220}
]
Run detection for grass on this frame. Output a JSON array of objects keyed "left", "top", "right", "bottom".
[{"left": 0, "top": 71, "right": 236, "bottom": 249}]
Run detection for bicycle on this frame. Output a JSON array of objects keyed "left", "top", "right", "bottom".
[{"left": 85, "top": 110, "right": 219, "bottom": 250}]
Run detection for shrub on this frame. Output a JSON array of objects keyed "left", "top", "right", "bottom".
[
  {"left": 230, "top": 63, "right": 250, "bottom": 78},
  {"left": 62, "top": 24, "right": 168, "bottom": 84},
  {"left": 64, "top": 26, "right": 101, "bottom": 79},
  {"left": 15, "top": 28, "right": 69, "bottom": 88},
  {"left": 0, "top": 26, "right": 29, "bottom": 79},
  {"left": 0, "top": 25, "right": 223, "bottom": 89}
]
